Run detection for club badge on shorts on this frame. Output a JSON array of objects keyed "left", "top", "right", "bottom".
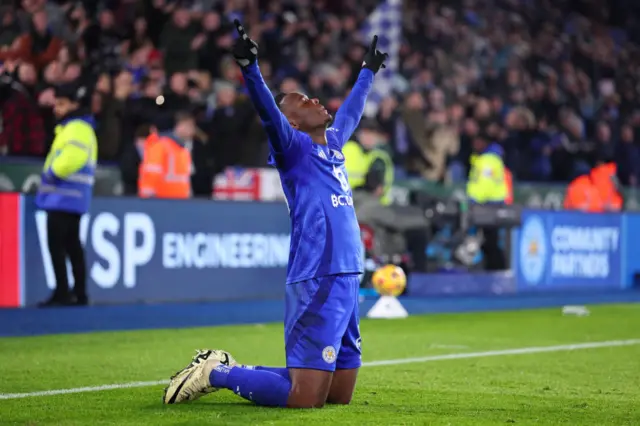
[{"left": 322, "top": 346, "right": 337, "bottom": 363}]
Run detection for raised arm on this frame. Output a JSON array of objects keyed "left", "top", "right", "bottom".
[
  {"left": 332, "top": 68, "right": 374, "bottom": 146},
  {"left": 241, "top": 63, "right": 295, "bottom": 152},
  {"left": 332, "top": 35, "right": 388, "bottom": 147},
  {"left": 233, "top": 20, "right": 294, "bottom": 153}
]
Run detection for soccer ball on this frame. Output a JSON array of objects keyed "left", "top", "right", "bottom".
[{"left": 371, "top": 264, "right": 406, "bottom": 297}]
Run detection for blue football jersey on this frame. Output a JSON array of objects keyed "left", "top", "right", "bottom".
[{"left": 242, "top": 62, "right": 374, "bottom": 284}]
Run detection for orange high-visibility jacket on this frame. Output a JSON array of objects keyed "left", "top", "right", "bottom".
[
  {"left": 140, "top": 132, "right": 160, "bottom": 156},
  {"left": 138, "top": 134, "right": 191, "bottom": 199},
  {"left": 564, "top": 174, "right": 604, "bottom": 212},
  {"left": 590, "top": 162, "right": 623, "bottom": 211},
  {"left": 505, "top": 168, "right": 513, "bottom": 205}
]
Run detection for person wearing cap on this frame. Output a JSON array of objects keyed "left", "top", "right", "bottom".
[
  {"left": 138, "top": 111, "right": 194, "bottom": 199},
  {"left": 466, "top": 132, "right": 508, "bottom": 270},
  {"left": 35, "top": 81, "right": 97, "bottom": 307}
]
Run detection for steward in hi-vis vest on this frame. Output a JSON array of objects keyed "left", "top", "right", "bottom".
[{"left": 36, "top": 81, "right": 96, "bottom": 307}]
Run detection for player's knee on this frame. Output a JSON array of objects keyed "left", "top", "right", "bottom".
[
  {"left": 327, "top": 367, "right": 358, "bottom": 405},
  {"left": 287, "top": 385, "right": 327, "bottom": 408},
  {"left": 326, "top": 383, "right": 355, "bottom": 405},
  {"left": 287, "top": 372, "right": 331, "bottom": 409}
]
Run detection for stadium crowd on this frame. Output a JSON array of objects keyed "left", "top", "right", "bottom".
[{"left": 2, "top": 0, "right": 640, "bottom": 195}]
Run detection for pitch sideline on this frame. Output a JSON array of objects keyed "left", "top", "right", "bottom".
[{"left": 1, "top": 338, "right": 638, "bottom": 400}]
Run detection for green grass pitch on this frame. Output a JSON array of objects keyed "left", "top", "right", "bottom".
[{"left": 1, "top": 304, "right": 639, "bottom": 425}]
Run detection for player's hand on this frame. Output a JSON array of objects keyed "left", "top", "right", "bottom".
[
  {"left": 362, "top": 35, "right": 388, "bottom": 74},
  {"left": 233, "top": 19, "right": 259, "bottom": 68}
]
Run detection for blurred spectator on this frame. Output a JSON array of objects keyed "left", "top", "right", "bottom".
[
  {"left": 0, "top": 63, "right": 46, "bottom": 156},
  {"left": 0, "top": 8, "right": 21, "bottom": 48},
  {"left": 120, "top": 123, "right": 154, "bottom": 196},
  {"left": 594, "top": 121, "right": 615, "bottom": 164},
  {"left": 198, "top": 11, "right": 232, "bottom": 77},
  {"left": 0, "top": 10, "right": 62, "bottom": 70},
  {"left": 402, "top": 91, "right": 459, "bottom": 182},
  {"left": 159, "top": 7, "right": 200, "bottom": 76},
  {"left": 92, "top": 9, "right": 125, "bottom": 73},
  {"left": 17, "top": 0, "right": 70, "bottom": 39},
  {"left": 208, "top": 81, "right": 264, "bottom": 174},
  {"left": 94, "top": 70, "right": 132, "bottom": 160},
  {"left": 616, "top": 124, "right": 640, "bottom": 186},
  {"left": 125, "top": 16, "right": 152, "bottom": 54}
]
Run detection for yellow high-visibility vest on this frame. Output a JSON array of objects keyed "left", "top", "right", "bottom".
[
  {"left": 343, "top": 140, "right": 394, "bottom": 205},
  {"left": 466, "top": 152, "right": 507, "bottom": 203},
  {"left": 36, "top": 117, "right": 97, "bottom": 214}
]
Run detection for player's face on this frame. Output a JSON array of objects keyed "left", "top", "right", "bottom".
[{"left": 282, "top": 92, "right": 332, "bottom": 131}]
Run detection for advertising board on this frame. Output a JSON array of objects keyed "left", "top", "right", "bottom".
[
  {"left": 516, "top": 211, "right": 623, "bottom": 291},
  {"left": 21, "top": 196, "right": 291, "bottom": 305}
]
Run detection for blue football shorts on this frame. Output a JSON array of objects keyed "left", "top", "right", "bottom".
[{"left": 284, "top": 273, "right": 362, "bottom": 372}]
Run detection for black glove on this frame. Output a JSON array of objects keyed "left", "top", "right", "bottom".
[
  {"left": 362, "top": 35, "right": 388, "bottom": 74},
  {"left": 232, "top": 19, "right": 259, "bottom": 68}
]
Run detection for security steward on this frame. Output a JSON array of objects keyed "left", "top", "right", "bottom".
[
  {"left": 564, "top": 159, "right": 623, "bottom": 212},
  {"left": 36, "top": 81, "right": 97, "bottom": 307},
  {"left": 344, "top": 119, "right": 429, "bottom": 271},
  {"left": 138, "top": 111, "right": 194, "bottom": 199},
  {"left": 466, "top": 133, "right": 508, "bottom": 270},
  {"left": 343, "top": 118, "right": 394, "bottom": 206},
  {"left": 589, "top": 160, "right": 623, "bottom": 211},
  {"left": 564, "top": 171, "right": 604, "bottom": 212}
]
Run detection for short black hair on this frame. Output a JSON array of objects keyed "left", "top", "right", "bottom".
[
  {"left": 174, "top": 110, "right": 195, "bottom": 123},
  {"left": 135, "top": 124, "right": 153, "bottom": 139},
  {"left": 274, "top": 92, "right": 287, "bottom": 109}
]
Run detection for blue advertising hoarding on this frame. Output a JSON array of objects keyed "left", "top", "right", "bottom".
[
  {"left": 15, "top": 195, "right": 640, "bottom": 307},
  {"left": 623, "top": 214, "right": 640, "bottom": 288},
  {"left": 407, "top": 271, "right": 516, "bottom": 297},
  {"left": 515, "top": 210, "right": 623, "bottom": 292},
  {"left": 22, "top": 196, "right": 291, "bottom": 306}
]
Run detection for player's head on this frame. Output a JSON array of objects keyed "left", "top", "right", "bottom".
[{"left": 275, "top": 92, "right": 332, "bottom": 134}]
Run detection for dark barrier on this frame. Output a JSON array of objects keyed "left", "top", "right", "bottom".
[{"left": 22, "top": 196, "right": 291, "bottom": 306}]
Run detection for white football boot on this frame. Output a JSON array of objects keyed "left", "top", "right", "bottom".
[{"left": 163, "top": 349, "right": 237, "bottom": 404}]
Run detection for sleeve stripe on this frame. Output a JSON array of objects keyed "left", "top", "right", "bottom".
[{"left": 66, "top": 140, "right": 92, "bottom": 152}]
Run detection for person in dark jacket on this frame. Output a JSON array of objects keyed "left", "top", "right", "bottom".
[
  {"left": 120, "top": 123, "right": 154, "bottom": 196},
  {"left": 0, "top": 70, "right": 46, "bottom": 156}
]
